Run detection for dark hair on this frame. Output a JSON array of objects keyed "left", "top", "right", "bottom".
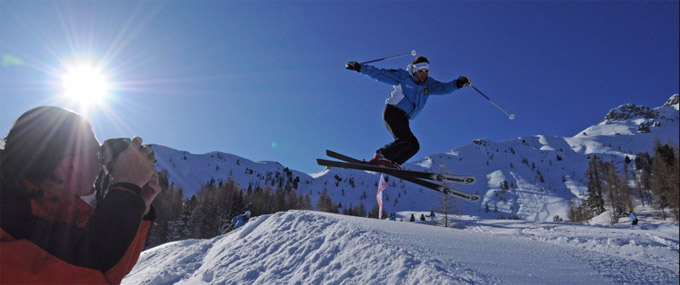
[
  {"left": 0, "top": 106, "right": 93, "bottom": 199},
  {"left": 412, "top": 56, "right": 429, "bottom": 65}
]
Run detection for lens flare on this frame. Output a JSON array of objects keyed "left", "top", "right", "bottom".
[{"left": 2, "top": 54, "right": 23, "bottom": 67}]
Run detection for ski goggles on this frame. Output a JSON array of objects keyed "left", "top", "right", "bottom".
[{"left": 411, "top": 62, "right": 430, "bottom": 74}]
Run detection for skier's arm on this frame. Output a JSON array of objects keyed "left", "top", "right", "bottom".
[
  {"left": 360, "top": 64, "right": 409, "bottom": 85},
  {"left": 428, "top": 76, "right": 471, "bottom": 95},
  {"left": 346, "top": 61, "right": 406, "bottom": 85},
  {"left": 232, "top": 215, "right": 245, "bottom": 224},
  {"left": 427, "top": 78, "right": 459, "bottom": 95}
]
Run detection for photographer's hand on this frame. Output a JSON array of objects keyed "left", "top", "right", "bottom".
[
  {"left": 108, "top": 137, "right": 156, "bottom": 189},
  {"left": 141, "top": 172, "right": 162, "bottom": 215}
]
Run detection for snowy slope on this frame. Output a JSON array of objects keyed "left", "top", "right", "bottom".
[
  {"left": 123, "top": 210, "right": 679, "bottom": 285},
  {"left": 152, "top": 95, "right": 679, "bottom": 222}
]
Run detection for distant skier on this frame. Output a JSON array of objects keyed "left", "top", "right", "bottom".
[
  {"left": 409, "top": 214, "right": 416, "bottom": 222},
  {"left": 629, "top": 211, "right": 639, "bottom": 225},
  {"left": 232, "top": 211, "right": 252, "bottom": 229},
  {"left": 429, "top": 210, "right": 436, "bottom": 221},
  {"left": 389, "top": 213, "right": 396, "bottom": 221},
  {"left": 346, "top": 56, "right": 471, "bottom": 168}
]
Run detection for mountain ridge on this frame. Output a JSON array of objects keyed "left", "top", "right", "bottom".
[{"left": 152, "top": 95, "right": 679, "bottom": 222}]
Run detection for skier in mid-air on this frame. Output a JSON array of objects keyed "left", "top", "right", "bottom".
[{"left": 345, "top": 56, "right": 471, "bottom": 168}]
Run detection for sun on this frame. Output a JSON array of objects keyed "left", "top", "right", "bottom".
[{"left": 62, "top": 65, "right": 110, "bottom": 107}]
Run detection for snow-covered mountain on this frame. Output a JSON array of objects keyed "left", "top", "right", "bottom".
[
  {"left": 152, "top": 95, "right": 679, "bottom": 222},
  {"left": 122, "top": 210, "right": 679, "bottom": 284}
]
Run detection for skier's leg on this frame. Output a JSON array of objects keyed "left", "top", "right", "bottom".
[
  {"left": 395, "top": 133, "right": 419, "bottom": 165},
  {"left": 378, "top": 105, "right": 417, "bottom": 165}
]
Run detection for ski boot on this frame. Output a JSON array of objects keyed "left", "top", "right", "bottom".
[{"left": 367, "top": 153, "right": 401, "bottom": 169}]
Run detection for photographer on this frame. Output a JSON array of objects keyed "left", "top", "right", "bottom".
[{"left": 0, "top": 106, "right": 161, "bottom": 284}]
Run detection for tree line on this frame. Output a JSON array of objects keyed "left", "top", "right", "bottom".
[
  {"left": 569, "top": 141, "right": 679, "bottom": 223},
  {"left": 144, "top": 171, "right": 387, "bottom": 249},
  {"left": 144, "top": 170, "right": 313, "bottom": 248}
]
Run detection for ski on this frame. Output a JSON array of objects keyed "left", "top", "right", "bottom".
[
  {"left": 317, "top": 158, "right": 479, "bottom": 202},
  {"left": 318, "top": 151, "right": 479, "bottom": 202},
  {"left": 322, "top": 151, "right": 475, "bottom": 185}
]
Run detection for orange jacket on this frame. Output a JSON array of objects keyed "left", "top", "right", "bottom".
[{"left": 1, "top": 181, "right": 154, "bottom": 284}]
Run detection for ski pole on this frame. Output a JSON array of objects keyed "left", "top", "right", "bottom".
[
  {"left": 471, "top": 85, "right": 515, "bottom": 120},
  {"left": 360, "top": 50, "right": 416, "bottom": 65}
]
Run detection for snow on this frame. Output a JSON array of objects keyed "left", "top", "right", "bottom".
[{"left": 123, "top": 210, "right": 679, "bottom": 284}]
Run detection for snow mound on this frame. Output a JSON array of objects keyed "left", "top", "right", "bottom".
[{"left": 123, "top": 210, "right": 678, "bottom": 284}]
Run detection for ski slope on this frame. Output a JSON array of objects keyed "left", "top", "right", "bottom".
[{"left": 123, "top": 210, "right": 678, "bottom": 284}]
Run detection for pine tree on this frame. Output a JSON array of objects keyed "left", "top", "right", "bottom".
[
  {"left": 670, "top": 147, "right": 680, "bottom": 220},
  {"left": 317, "top": 189, "right": 338, "bottom": 213},
  {"left": 357, "top": 202, "right": 366, "bottom": 217},
  {"left": 634, "top": 152, "right": 653, "bottom": 207},
  {"left": 567, "top": 199, "right": 590, "bottom": 222},
  {"left": 369, "top": 204, "right": 384, "bottom": 219},
  {"left": 146, "top": 171, "right": 186, "bottom": 248},
  {"left": 621, "top": 159, "right": 634, "bottom": 212},
  {"left": 651, "top": 142, "right": 679, "bottom": 220},
  {"left": 602, "top": 161, "right": 633, "bottom": 223},
  {"left": 537, "top": 169, "right": 545, "bottom": 183},
  {"left": 585, "top": 156, "right": 606, "bottom": 216}
]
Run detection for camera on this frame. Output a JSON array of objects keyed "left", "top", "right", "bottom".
[
  {"left": 94, "top": 138, "right": 155, "bottom": 204},
  {"left": 98, "top": 138, "right": 131, "bottom": 171},
  {"left": 94, "top": 138, "right": 131, "bottom": 204},
  {"left": 98, "top": 138, "right": 155, "bottom": 171}
]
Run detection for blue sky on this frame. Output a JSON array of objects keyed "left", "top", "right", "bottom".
[{"left": 1, "top": 1, "right": 678, "bottom": 174}]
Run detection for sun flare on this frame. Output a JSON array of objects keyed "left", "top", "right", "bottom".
[{"left": 62, "top": 65, "right": 110, "bottom": 107}]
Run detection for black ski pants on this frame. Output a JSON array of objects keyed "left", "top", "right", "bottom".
[{"left": 377, "top": 104, "right": 419, "bottom": 165}]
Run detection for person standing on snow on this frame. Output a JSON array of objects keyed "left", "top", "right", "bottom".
[
  {"left": 232, "top": 211, "right": 252, "bottom": 229},
  {"left": 345, "top": 56, "right": 471, "bottom": 168},
  {"left": 629, "top": 211, "right": 639, "bottom": 225}
]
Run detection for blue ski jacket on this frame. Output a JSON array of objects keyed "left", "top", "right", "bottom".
[
  {"left": 231, "top": 214, "right": 250, "bottom": 229},
  {"left": 359, "top": 64, "right": 462, "bottom": 119}
]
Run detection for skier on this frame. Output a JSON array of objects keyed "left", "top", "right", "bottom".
[
  {"left": 232, "top": 211, "right": 252, "bottom": 229},
  {"left": 346, "top": 56, "right": 471, "bottom": 168},
  {"left": 429, "top": 210, "right": 436, "bottom": 221},
  {"left": 629, "top": 211, "right": 639, "bottom": 225}
]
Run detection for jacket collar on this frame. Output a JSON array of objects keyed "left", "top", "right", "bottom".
[{"left": 24, "top": 180, "right": 94, "bottom": 227}]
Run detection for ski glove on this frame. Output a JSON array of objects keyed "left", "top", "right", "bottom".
[
  {"left": 346, "top": 61, "right": 361, "bottom": 72},
  {"left": 456, "top": 76, "right": 471, "bottom": 88}
]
